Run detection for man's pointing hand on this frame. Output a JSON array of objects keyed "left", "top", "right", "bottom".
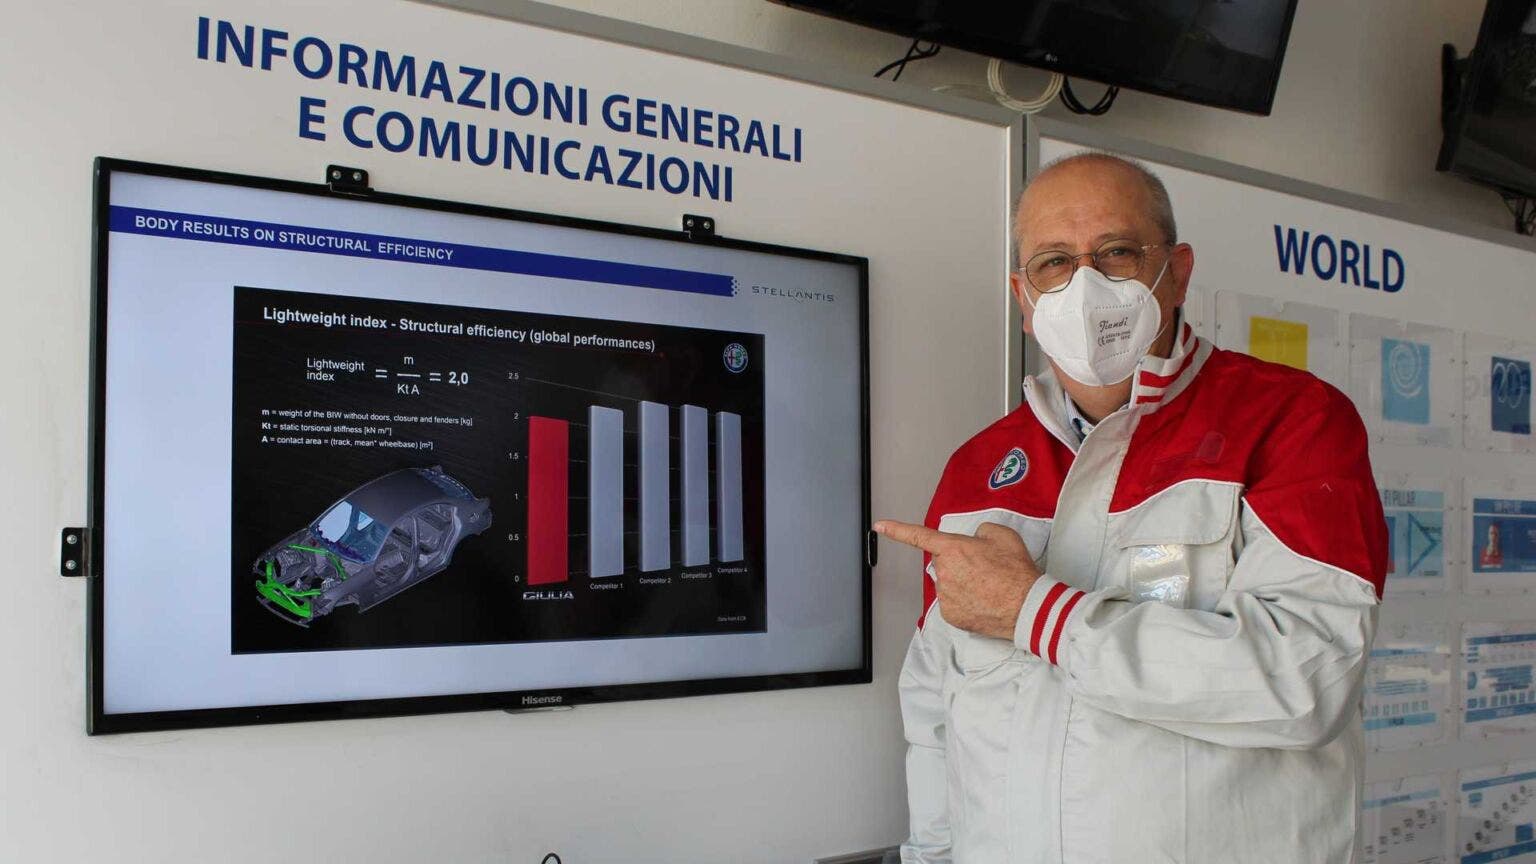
[{"left": 874, "top": 519, "right": 1041, "bottom": 640}]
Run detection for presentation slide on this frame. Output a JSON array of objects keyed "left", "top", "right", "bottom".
[{"left": 97, "top": 166, "right": 866, "bottom": 719}]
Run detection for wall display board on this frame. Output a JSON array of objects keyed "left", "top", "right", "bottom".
[
  {"left": 1378, "top": 475, "right": 1455, "bottom": 596},
  {"left": 1350, "top": 316, "right": 1462, "bottom": 448},
  {"left": 91, "top": 159, "right": 873, "bottom": 731},
  {"left": 1214, "top": 291, "right": 1344, "bottom": 390},
  {"left": 1468, "top": 485, "right": 1536, "bottom": 594},
  {"left": 1033, "top": 117, "right": 1536, "bottom": 859},
  {"left": 1458, "top": 761, "right": 1536, "bottom": 864},
  {"left": 1364, "top": 773, "right": 1451, "bottom": 864},
  {"left": 1464, "top": 334, "right": 1536, "bottom": 455},
  {"left": 1367, "top": 623, "right": 1453, "bottom": 751},
  {"left": 1463, "top": 623, "right": 1536, "bottom": 738},
  {"left": 1183, "top": 285, "right": 1212, "bottom": 340}
]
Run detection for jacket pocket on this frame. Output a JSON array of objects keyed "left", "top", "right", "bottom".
[
  {"left": 952, "top": 629, "right": 1019, "bottom": 673},
  {"left": 1111, "top": 481, "right": 1241, "bottom": 611},
  {"left": 931, "top": 508, "right": 1052, "bottom": 671}
]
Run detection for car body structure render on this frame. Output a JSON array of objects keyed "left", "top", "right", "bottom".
[{"left": 253, "top": 466, "right": 492, "bottom": 626}]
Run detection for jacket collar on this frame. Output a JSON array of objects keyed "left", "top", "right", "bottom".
[
  {"left": 1129, "top": 319, "right": 1211, "bottom": 411},
  {"left": 1023, "top": 318, "right": 1212, "bottom": 450}
]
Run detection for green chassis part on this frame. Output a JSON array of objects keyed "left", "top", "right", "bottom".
[
  {"left": 253, "top": 546, "right": 346, "bottom": 619},
  {"left": 285, "top": 543, "right": 349, "bottom": 581}
]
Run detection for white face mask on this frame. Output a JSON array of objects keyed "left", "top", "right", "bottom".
[{"left": 1024, "top": 260, "right": 1170, "bottom": 387}]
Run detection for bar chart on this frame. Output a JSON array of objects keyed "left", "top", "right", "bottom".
[{"left": 525, "top": 399, "right": 749, "bottom": 585}]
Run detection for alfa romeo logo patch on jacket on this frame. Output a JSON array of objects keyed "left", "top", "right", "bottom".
[{"left": 988, "top": 447, "right": 1029, "bottom": 490}]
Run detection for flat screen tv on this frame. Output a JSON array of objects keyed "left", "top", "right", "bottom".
[
  {"left": 87, "top": 158, "right": 870, "bottom": 733},
  {"left": 771, "top": 0, "right": 1300, "bottom": 115},
  {"left": 1438, "top": 0, "right": 1536, "bottom": 199}
]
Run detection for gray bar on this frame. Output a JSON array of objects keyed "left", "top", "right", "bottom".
[
  {"left": 639, "top": 401, "right": 670, "bottom": 572},
  {"left": 681, "top": 404, "right": 709, "bottom": 567},
  {"left": 715, "top": 412, "right": 744, "bottom": 563},
  {"left": 588, "top": 405, "right": 624, "bottom": 578}
]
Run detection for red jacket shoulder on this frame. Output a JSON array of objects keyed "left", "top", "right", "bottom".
[{"left": 927, "top": 400, "right": 1074, "bottom": 525}]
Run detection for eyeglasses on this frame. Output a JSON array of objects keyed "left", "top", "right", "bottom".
[{"left": 1021, "top": 240, "right": 1171, "bottom": 293}]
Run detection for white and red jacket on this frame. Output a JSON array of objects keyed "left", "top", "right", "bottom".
[{"left": 899, "top": 324, "right": 1387, "bottom": 864}]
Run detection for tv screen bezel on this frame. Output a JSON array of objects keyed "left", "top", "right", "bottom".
[
  {"left": 771, "top": 0, "right": 1301, "bottom": 115},
  {"left": 86, "top": 157, "right": 873, "bottom": 735}
]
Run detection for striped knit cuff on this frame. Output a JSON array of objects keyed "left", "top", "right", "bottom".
[{"left": 1012, "top": 576, "right": 1087, "bottom": 668}]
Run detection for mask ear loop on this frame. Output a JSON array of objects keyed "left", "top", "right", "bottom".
[
  {"left": 1142, "top": 258, "right": 1175, "bottom": 347},
  {"left": 1019, "top": 271, "right": 1040, "bottom": 312}
]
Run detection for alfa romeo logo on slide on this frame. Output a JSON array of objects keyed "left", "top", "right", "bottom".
[
  {"left": 988, "top": 447, "right": 1029, "bottom": 490},
  {"left": 723, "top": 342, "right": 749, "bottom": 373},
  {"left": 1388, "top": 340, "right": 1424, "bottom": 398}
]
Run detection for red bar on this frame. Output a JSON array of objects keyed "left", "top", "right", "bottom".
[{"left": 527, "top": 417, "right": 569, "bottom": 585}]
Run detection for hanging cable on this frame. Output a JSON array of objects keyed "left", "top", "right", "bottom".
[
  {"left": 983, "top": 58, "right": 1063, "bottom": 114},
  {"left": 1059, "top": 78, "right": 1120, "bottom": 115},
  {"left": 874, "top": 38, "right": 942, "bottom": 82}
]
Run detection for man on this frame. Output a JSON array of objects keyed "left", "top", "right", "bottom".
[{"left": 876, "top": 153, "right": 1387, "bottom": 863}]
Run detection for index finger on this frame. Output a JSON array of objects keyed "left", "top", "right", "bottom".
[{"left": 873, "top": 520, "right": 958, "bottom": 554}]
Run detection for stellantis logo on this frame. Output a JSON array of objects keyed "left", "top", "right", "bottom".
[{"left": 521, "top": 694, "right": 563, "bottom": 706}]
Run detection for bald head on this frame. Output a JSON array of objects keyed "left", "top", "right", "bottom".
[{"left": 1014, "top": 153, "right": 1177, "bottom": 267}]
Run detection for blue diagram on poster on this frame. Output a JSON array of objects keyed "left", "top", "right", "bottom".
[
  {"left": 1463, "top": 624, "right": 1536, "bottom": 733},
  {"left": 1459, "top": 762, "right": 1536, "bottom": 863},
  {"left": 1382, "top": 488, "right": 1444, "bottom": 583},
  {"left": 1472, "top": 499, "right": 1536, "bottom": 574},
  {"left": 1382, "top": 338, "right": 1431, "bottom": 425},
  {"left": 1492, "top": 356, "right": 1532, "bottom": 436}
]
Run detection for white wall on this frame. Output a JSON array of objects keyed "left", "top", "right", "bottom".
[
  {"left": 529, "top": 0, "right": 1516, "bottom": 234},
  {"left": 0, "top": 2, "right": 1015, "bottom": 862},
  {"left": 4, "top": 2, "right": 1520, "bottom": 862}
]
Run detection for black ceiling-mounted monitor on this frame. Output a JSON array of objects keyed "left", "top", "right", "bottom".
[
  {"left": 87, "top": 158, "right": 870, "bottom": 733},
  {"left": 1438, "top": 0, "right": 1536, "bottom": 200},
  {"left": 771, "top": 0, "right": 1300, "bottom": 115}
]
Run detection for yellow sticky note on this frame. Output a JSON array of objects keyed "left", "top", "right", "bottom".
[{"left": 1248, "top": 316, "right": 1309, "bottom": 370}]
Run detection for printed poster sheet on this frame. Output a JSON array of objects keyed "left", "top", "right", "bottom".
[
  {"left": 1183, "top": 285, "right": 1211, "bottom": 341},
  {"left": 1459, "top": 761, "right": 1536, "bottom": 864},
  {"left": 1462, "top": 623, "right": 1536, "bottom": 737},
  {"left": 1364, "top": 774, "right": 1449, "bottom": 864},
  {"left": 1463, "top": 333, "right": 1535, "bottom": 454},
  {"left": 1214, "top": 290, "right": 1343, "bottom": 390},
  {"left": 1468, "top": 494, "right": 1536, "bottom": 594},
  {"left": 1380, "top": 476, "right": 1453, "bottom": 595},
  {"left": 1366, "top": 623, "right": 1452, "bottom": 751},
  {"left": 1349, "top": 315, "right": 1460, "bottom": 447}
]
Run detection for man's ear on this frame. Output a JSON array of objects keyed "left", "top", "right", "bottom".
[
  {"left": 1010, "top": 271, "right": 1035, "bottom": 335},
  {"left": 1170, "top": 243, "right": 1195, "bottom": 307}
]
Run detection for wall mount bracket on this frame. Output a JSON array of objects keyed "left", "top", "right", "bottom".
[
  {"left": 682, "top": 213, "right": 716, "bottom": 240},
  {"left": 326, "top": 164, "right": 372, "bottom": 195},
  {"left": 60, "top": 527, "right": 87, "bottom": 577}
]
